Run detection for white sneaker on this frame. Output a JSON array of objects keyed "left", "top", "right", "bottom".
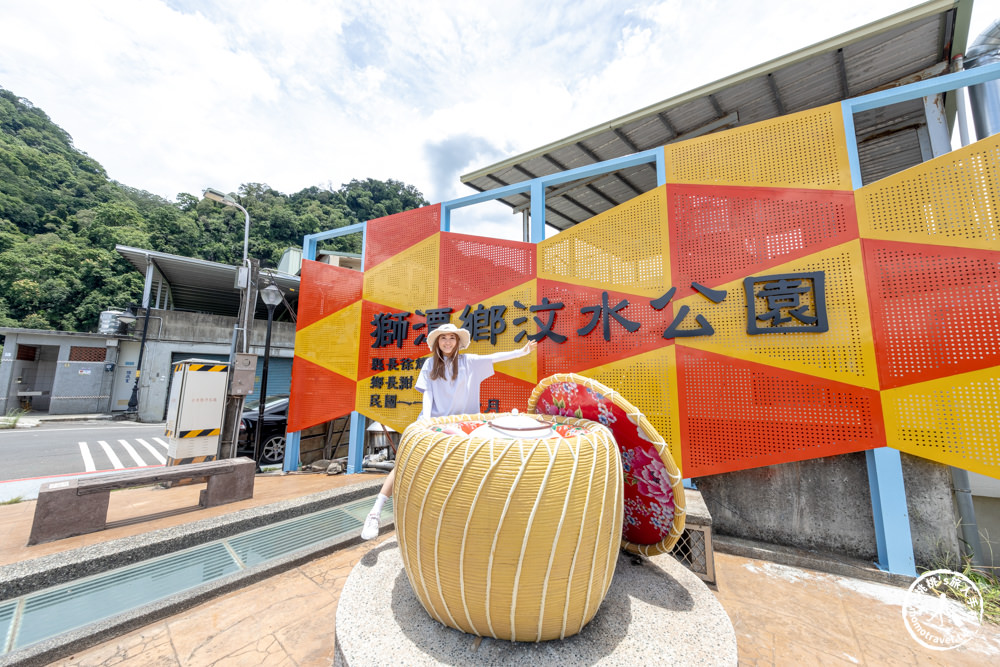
[{"left": 361, "top": 512, "right": 381, "bottom": 540}]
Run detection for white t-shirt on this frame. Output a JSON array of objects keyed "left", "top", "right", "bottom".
[{"left": 415, "top": 347, "right": 529, "bottom": 419}]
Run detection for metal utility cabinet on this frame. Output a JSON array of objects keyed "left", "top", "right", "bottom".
[{"left": 164, "top": 359, "right": 229, "bottom": 463}]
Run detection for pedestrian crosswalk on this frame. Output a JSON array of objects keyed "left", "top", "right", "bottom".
[{"left": 78, "top": 437, "right": 169, "bottom": 472}]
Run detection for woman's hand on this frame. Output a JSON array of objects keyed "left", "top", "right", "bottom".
[{"left": 522, "top": 339, "right": 538, "bottom": 354}]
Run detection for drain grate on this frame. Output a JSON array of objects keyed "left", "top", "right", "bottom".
[{"left": 1, "top": 494, "right": 391, "bottom": 655}]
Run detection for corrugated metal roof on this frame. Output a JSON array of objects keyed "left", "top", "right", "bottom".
[
  {"left": 116, "top": 245, "right": 300, "bottom": 320},
  {"left": 461, "top": 0, "right": 973, "bottom": 230}
]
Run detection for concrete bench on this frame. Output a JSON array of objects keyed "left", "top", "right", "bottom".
[{"left": 28, "top": 458, "right": 256, "bottom": 545}]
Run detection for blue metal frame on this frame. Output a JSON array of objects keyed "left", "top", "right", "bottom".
[
  {"left": 440, "top": 147, "right": 666, "bottom": 241},
  {"left": 283, "top": 222, "right": 367, "bottom": 473},
  {"left": 839, "top": 61, "right": 1000, "bottom": 575}
]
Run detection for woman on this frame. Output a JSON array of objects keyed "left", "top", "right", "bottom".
[{"left": 361, "top": 323, "right": 536, "bottom": 539}]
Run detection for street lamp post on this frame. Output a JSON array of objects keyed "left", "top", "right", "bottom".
[
  {"left": 204, "top": 187, "right": 255, "bottom": 459},
  {"left": 255, "top": 284, "right": 283, "bottom": 466}
]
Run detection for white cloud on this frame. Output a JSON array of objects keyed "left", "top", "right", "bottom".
[{"left": 0, "top": 0, "right": 995, "bottom": 242}]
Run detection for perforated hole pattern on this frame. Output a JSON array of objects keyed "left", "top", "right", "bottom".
[
  {"left": 666, "top": 106, "right": 848, "bottom": 189},
  {"left": 668, "top": 184, "right": 857, "bottom": 287},
  {"left": 440, "top": 234, "right": 535, "bottom": 306},
  {"left": 539, "top": 189, "right": 667, "bottom": 296},
  {"left": 857, "top": 136, "right": 1000, "bottom": 244}
]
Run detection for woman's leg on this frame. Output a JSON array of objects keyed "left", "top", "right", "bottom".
[{"left": 361, "top": 468, "right": 395, "bottom": 540}]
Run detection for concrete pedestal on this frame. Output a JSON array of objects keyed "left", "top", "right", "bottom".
[{"left": 335, "top": 540, "right": 736, "bottom": 665}]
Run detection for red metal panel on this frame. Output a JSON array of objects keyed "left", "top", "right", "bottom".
[
  {"left": 357, "top": 300, "right": 429, "bottom": 382},
  {"left": 677, "top": 346, "right": 885, "bottom": 477},
  {"left": 287, "top": 356, "right": 356, "bottom": 432},
  {"left": 479, "top": 372, "right": 536, "bottom": 414},
  {"left": 863, "top": 240, "right": 1000, "bottom": 389},
  {"left": 297, "top": 259, "right": 363, "bottom": 330},
  {"left": 667, "top": 184, "right": 858, "bottom": 299},
  {"left": 364, "top": 204, "right": 441, "bottom": 271},
  {"left": 536, "top": 280, "right": 672, "bottom": 378},
  {"left": 439, "top": 232, "right": 536, "bottom": 307}
]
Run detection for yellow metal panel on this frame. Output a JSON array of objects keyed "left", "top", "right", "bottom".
[
  {"left": 856, "top": 133, "right": 1000, "bottom": 250},
  {"left": 537, "top": 188, "right": 670, "bottom": 297},
  {"left": 295, "top": 301, "right": 362, "bottom": 380},
  {"left": 464, "top": 280, "right": 538, "bottom": 385},
  {"left": 363, "top": 233, "right": 439, "bottom": 312},
  {"left": 579, "top": 346, "right": 681, "bottom": 473},
  {"left": 882, "top": 367, "right": 1000, "bottom": 480},
  {"left": 677, "top": 240, "right": 879, "bottom": 389},
  {"left": 664, "top": 103, "right": 852, "bottom": 190},
  {"left": 355, "top": 375, "right": 422, "bottom": 433}
]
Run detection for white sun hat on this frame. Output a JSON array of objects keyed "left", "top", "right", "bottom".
[{"left": 425, "top": 323, "right": 471, "bottom": 351}]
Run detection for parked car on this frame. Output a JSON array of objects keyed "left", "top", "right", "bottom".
[{"left": 238, "top": 395, "right": 288, "bottom": 464}]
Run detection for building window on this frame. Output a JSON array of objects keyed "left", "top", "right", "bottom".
[
  {"left": 69, "top": 346, "right": 107, "bottom": 362},
  {"left": 16, "top": 345, "right": 38, "bottom": 361}
]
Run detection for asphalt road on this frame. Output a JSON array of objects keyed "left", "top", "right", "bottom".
[{"left": 0, "top": 421, "right": 169, "bottom": 482}]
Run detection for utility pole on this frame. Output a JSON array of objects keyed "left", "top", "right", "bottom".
[{"left": 219, "top": 258, "right": 259, "bottom": 459}]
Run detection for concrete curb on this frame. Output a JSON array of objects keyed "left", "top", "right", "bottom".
[{"left": 713, "top": 534, "right": 915, "bottom": 588}]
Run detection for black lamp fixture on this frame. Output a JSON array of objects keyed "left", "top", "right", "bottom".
[
  {"left": 253, "top": 284, "right": 283, "bottom": 466},
  {"left": 117, "top": 304, "right": 137, "bottom": 335}
]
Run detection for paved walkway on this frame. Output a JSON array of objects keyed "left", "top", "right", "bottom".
[{"left": 2, "top": 472, "right": 998, "bottom": 666}]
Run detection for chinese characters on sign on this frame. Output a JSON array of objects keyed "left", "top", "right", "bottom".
[{"left": 367, "top": 272, "right": 828, "bottom": 408}]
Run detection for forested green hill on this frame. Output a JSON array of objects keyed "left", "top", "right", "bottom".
[{"left": 0, "top": 88, "right": 428, "bottom": 332}]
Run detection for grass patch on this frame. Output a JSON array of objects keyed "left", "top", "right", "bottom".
[
  {"left": 0, "top": 408, "right": 28, "bottom": 429},
  {"left": 0, "top": 496, "right": 24, "bottom": 505},
  {"left": 928, "top": 543, "right": 1000, "bottom": 625}
]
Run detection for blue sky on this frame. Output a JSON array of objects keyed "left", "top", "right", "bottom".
[{"left": 1, "top": 1, "right": 995, "bottom": 240}]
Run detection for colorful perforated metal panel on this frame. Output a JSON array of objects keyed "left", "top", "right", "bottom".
[
  {"left": 677, "top": 347, "right": 885, "bottom": 476},
  {"left": 297, "top": 260, "right": 363, "bottom": 329},
  {"left": 663, "top": 104, "right": 852, "bottom": 190},
  {"left": 364, "top": 204, "right": 441, "bottom": 270},
  {"left": 855, "top": 134, "right": 1000, "bottom": 250},
  {"left": 439, "top": 233, "right": 536, "bottom": 307},
  {"left": 667, "top": 184, "right": 858, "bottom": 298},
  {"left": 863, "top": 240, "right": 1000, "bottom": 389},
  {"left": 537, "top": 188, "right": 669, "bottom": 297},
  {"left": 289, "top": 113, "right": 1000, "bottom": 483},
  {"left": 882, "top": 368, "right": 1000, "bottom": 479}
]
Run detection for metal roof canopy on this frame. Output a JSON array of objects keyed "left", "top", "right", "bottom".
[
  {"left": 116, "top": 245, "right": 300, "bottom": 320},
  {"left": 461, "top": 0, "right": 974, "bottom": 231}
]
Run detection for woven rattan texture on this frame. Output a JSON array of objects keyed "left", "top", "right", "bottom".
[
  {"left": 856, "top": 134, "right": 1000, "bottom": 250},
  {"left": 297, "top": 260, "right": 363, "bottom": 330},
  {"left": 677, "top": 347, "right": 884, "bottom": 477},
  {"left": 439, "top": 233, "right": 536, "bottom": 307},
  {"left": 882, "top": 368, "right": 1000, "bottom": 479},
  {"left": 527, "top": 372, "right": 685, "bottom": 556},
  {"left": 663, "top": 103, "right": 851, "bottom": 190},
  {"left": 537, "top": 188, "right": 669, "bottom": 297},
  {"left": 536, "top": 279, "right": 671, "bottom": 379},
  {"left": 667, "top": 184, "right": 858, "bottom": 297},
  {"left": 362, "top": 233, "right": 439, "bottom": 312},
  {"left": 287, "top": 356, "right": 357, "bottom": 432},
  {"left": 395, "top": 413, "right": 622, "bottom": 641},
  {"left": 364, "top": 203, "right": 441, "bottom": 270},
  {"left": 863, "top": 240, "right": 1000, "bottom": 389},
  {"left": 295, "top": 301, "right": 362, "bottom": 380},
  {"left": 677, "top": 241, "right": 878, "bottom": 389}
]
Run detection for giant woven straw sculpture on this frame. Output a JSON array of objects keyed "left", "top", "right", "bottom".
[
  {"left": 394, "top": 413, "right": 623, "bottom": 641},
  {"left": 529, "top": 373, "right": 686, "bottom": 556}
]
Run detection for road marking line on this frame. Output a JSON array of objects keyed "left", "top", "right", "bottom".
[
  {"left": 98, "top": 440, "right": 126, "bottom": 470},
  {"left": 79, "top": 442, "right": 96, "bottom": 472},
  {"left": 118, "top": 439, "right": 147, "bottom": 467},
  {"left": 136, "top": 438, "right": 167, "bottom": 465},
  {"left": 153, "top": 437, "right": 170, "bottom": 449}
]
